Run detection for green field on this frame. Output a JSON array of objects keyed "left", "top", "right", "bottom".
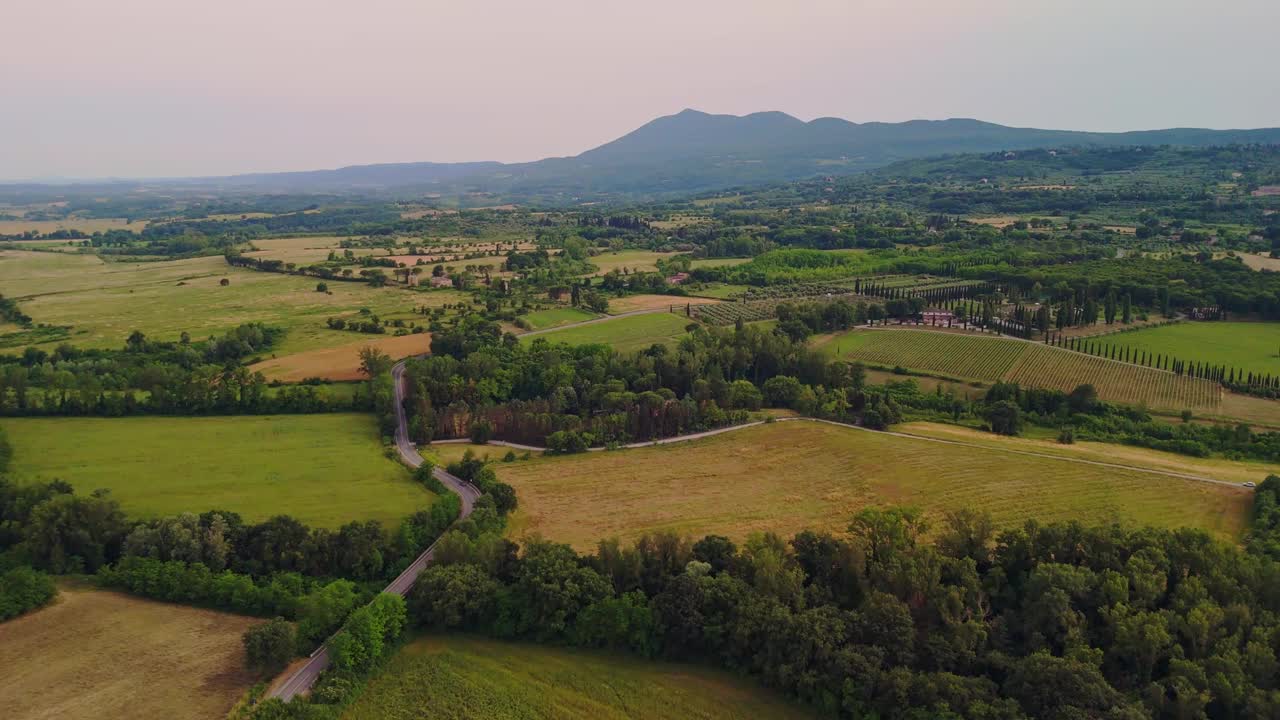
[
  {"left": 585, "top": 250, "right": 677, "bottom": 276},
  {"left": 522, "top": 312, "right": 693, "bottom": 353},
  {"left": 341, "top": 636, "right": 814, "bottom": 720},
  {"left": 1096, "top": 321, "right": 1280, "bottom": 377},
  {"left": 3, "top": 414, "right": 434, "bottom": 528},
  {"left": 519, "top": 306, "right": 598, "bottom": 330},
  {"left": 820, "top": 328, "right": 1224, "bottom": 412},
  {"left": 0, "top": 250, "right": 465, "bottom": 356},
  {"left": 488, "top": 421, "right": 1250, "bottom": 549}
]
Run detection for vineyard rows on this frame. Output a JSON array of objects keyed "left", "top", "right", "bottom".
[
  {"left": 1005, "top": 345, "right": 1221, "bottom": 411},
  {"left": 834, "top": 330, "right": 1024, "bottom": 381},
  {"left": 835, "top": 329, "right": 1222, "bottom": 411}
]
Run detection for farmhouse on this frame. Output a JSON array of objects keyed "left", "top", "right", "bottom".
[
  {"left": 922, "top": 308, "right": 954, "bottom": 325},
  {"left": 666, "top": 271, "right": 690, "bottom": 285},
  {"left": 429, "top": 275, "right": 454, "bottom": 288}
]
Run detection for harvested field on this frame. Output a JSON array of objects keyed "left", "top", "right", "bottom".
[
  {"left": 587, "top": 250, "right": 678, "bottom": 276},
  {"left": 0, "top": 217, "right": 146, "bottom": 235},
  {"left": 251, "top": 332, "right": 432, "bottom": 382},
  {"left": 522, "top": 312, "right": 693, "bottom": 353},
  {"left": 487, "top": 421, "right": 1250, "bottom": 550},
  {"left": 0, "top": 583, "right": 259, "bottom": 720}
]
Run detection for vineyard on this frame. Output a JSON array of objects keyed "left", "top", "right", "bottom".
[
  {"left": 828, "top": 328, "right": 1223, "bottom": 412},
  {"left": 1006, "top": 344, "right": 1221, "bottom": 410}
]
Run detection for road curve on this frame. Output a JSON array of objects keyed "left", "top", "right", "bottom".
[{"left": 268, "top": 359, "right": 481, "bottom": 702}]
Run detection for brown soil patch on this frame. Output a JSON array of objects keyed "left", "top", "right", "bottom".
[
  {"left": 1251, "top": 186, "right": 1280, "bottom": 197},
  {"left": 252, "top": 333, "right": 432, "bottom": 382},
  {"left": 609, "top": 295, "right": 721, "bottom": 314},
  {"left": 0, "top": 583, "right": 259, "bottom": 720}
]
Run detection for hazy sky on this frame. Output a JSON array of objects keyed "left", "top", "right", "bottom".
[{"left": 2, "top": 0, "right": 1276, "bottom": 179}]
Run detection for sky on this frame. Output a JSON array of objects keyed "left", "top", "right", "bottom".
[{"left": 2, "top": 0, "right": 1276, "bottom": 179}]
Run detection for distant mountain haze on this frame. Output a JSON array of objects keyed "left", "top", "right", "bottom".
[{"left": 16, "top": 109, "right": 1280, "bottom": 199}]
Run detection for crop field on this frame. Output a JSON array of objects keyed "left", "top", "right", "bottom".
[
  {"left": 0, "top": 250, "right": 463, "bottom": 356},
  {"left": 519, "top": 306, "right": 598, "bottom": 330},
  {"left": 0, "top": 583, "right": 258, "bottom": 720},
  {"left": 1090, "top": 321, "right": 1280, "bottom": 377},
  {"left": 823, "top": 328, "right": 1224, "bottom": 412},
  {"left": 687, "top": 256, "right": 752, "bottom": 269},
  {"left": 487, "top": 421, "right": 1250, "bottom": 550},
  {"left": 3, "top": 414, "right": 435, "bottom": 527},
  {"left": 687, "top": 283, "right": 751, "bottom": 299},
  {"left": 251, "top": 332, "right": 432, "bottom": 382},
  {"left": 341, "top": 636, "right": 813, "bottom": 720},
  {"left": 522, "top": 312, "right": 693, "bottom": 353}
]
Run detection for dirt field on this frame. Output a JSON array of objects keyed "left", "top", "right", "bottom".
[
  {"left": 0, "top": 583, "right": 259, "bottom": 720},
  {"left": 251, "top": 332, "right": 431, "bottom": 381},
  {"left": 1240, "top": 253, "right": 1280, "bottom": 272},
  {"left": 608, "top": 294, "right": 720, "bottom": 314}
]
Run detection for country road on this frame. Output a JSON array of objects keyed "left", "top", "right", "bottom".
[{"left": 267, "top": 359, "right": 481, "bottom": 702}]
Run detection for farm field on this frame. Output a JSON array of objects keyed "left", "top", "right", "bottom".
[
  {"left": 821, "top": 328, "right": 1225, "bottom": 413},
  {"left": 0, "top": 250, "right": 462, "bottom": 355},
  {"left": 688, "top": 256, "right": 752, "bottom": 269},
  {"left": 607, "top": 294, "right": 719, "bottom": 314},
  {"left": 1092, "top": 321, "right": 1280, "bottom": 377},
  {"left": 243, "top": 236, "right": 382, "bottom": 264},
  {"left": 251, "top": 332, "right": 431, "bottom": 382},
  {"left": 586, "top": 249, "right": 677, "bottom": 275},
  {"left": 522, "top": 311, "right": 692, "bottom": 353},
  {"left": 0, "top": 217, "right": 146, "bottom": 235},
  {"left": 486, "top": 421, "right": 1250, "bottom": 550},
  {"left": 519, "top": 306, "right": 598, "bottom": 330},
  {"left": 0, "top": 583, "right": 258, "bottom": 720},
  {"left": 3, "top": 414, "right": 434, "bottom": 527},
  {"left": 897, "top": 421, "right": 1277, "bottom": 486},
  {"left": 686, "top": 283, "right": 750, "bottom": 299},
  {"left": 340, "top": 636, "right": 814, "bottom": 720}
]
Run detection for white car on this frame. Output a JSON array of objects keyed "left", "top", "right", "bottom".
[{"left": 1244, "top": 482, "right": 1257, "bottom": 488}]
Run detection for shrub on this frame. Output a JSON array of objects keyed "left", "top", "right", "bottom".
[
  {"left": 546, "top": 430, "right": 591, "bottom": 455},
  {"left": 243, "top": 618, "right": 296, "bottom": 674},
  {"left": 0, "top": 565, "right": 57, "bottom": 621}
]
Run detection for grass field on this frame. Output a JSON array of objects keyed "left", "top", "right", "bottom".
[
  {"left": 1093, "top": 322, "right": 1280, "bottom": 377},
  {"left": 686, "top": 283, "right": 750, "bottom": 299},
  {"left": 0, "top": 583, "right": 258, "bottom": 720},
  {"left": 341, "top": 636, "right": 814, "bottom": 720},
  {"left": 586, "top": 250, "right": 677, "bottom": 276},
  {"left": 820, "top": 328, "right": 1225, "bottom": 413},
  {"left": 3, "top": 414, "right": 434, "bottom": 527},
  {"left": 897, "top": 422, "right": 1278, "bottom": 486},
  {"left": 523, "top": 312, "right": 693, "bottom": 353},
  {"left": 607, "top": 294, "right": 720, "bottom": 314},
  {"left": 0, "top": 250, "right": 464, "bottom": 356},
  {"left": 520, "top": 307, "right": 598, "bottom": 330},
  {"left": 486, "top": 421, "right": 1250, "bottom": 549},
  {"left": 251, "top": 333, "right": 431, "bottom": 382}
]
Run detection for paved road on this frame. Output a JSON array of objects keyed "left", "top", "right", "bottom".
[{"left": 268, "top": 360, "right": 481, "bottom": 702}]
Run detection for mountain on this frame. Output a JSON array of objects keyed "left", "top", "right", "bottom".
[{"left": 25, "top": 110, "right": 1280, "bottom": 201}]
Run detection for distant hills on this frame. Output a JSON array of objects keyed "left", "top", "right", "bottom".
[{"left": 19, "top": 110, "right": 1280, "bottom": 201}]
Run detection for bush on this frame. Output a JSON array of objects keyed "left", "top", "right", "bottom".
[
  {"left": 243, "top": 618, "right": 296, "bottom": 674},
  {"left": 0, "top": 565, "right": 57, "bottom": 621},
  {"left": 469, "top": 421, "right": 493, "bottom": 444},
  {"left": 546, "top": 430, "right": 591, "bottom": 455},
  {"left": 1058, "top": 427, "right": 1075, "bottom": 444}
]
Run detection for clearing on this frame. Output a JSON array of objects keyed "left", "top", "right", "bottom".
[
  {"left": 251, "top": 332, "right": 431, "bottom": 382},
  {"left": 522, "top": 312, "right": 693, "bottom": 353},
  {"left": 341, "top": 635, "right": 813, "bottom": 720},
  {"left": 484, "top": 421, "right": 1250, "bottom": 550},
  {"left": 586, "top": 250, "right": 677, "bottom": 276},
  {"left": 3, "top": 414, "right": 435, "bottom": 528},
  {"left": 519, "top": 307, "right": 599, "bottom": 330},
  {"left": 0, "top": 583, "right": 258, "bottom": 720}
]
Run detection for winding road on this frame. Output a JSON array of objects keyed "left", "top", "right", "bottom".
[{"left": 267, "top": 359, "right": 481, "bottom": 702}]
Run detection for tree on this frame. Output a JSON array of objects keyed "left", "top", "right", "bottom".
[
  {"left": 243, "top": 618, "right": 296, "bottom": 674},
  {"left": 1121, "top": 293, "right": 1133, "bottom": 324},
  {"left": 1104, "top": 289, "right": 1117, "bottom": 325},
  {"left": 358, "top": 347, "right": 393, "bottom": 379},
  {"left": 315, "top": 282, "right": 328, "bottom": 293},
  {"left": 985, "top": 400, "right": 1022, "bottom": 435},
  {"left": 296, "top": 579, "right": 360, "bottom": 646}
]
